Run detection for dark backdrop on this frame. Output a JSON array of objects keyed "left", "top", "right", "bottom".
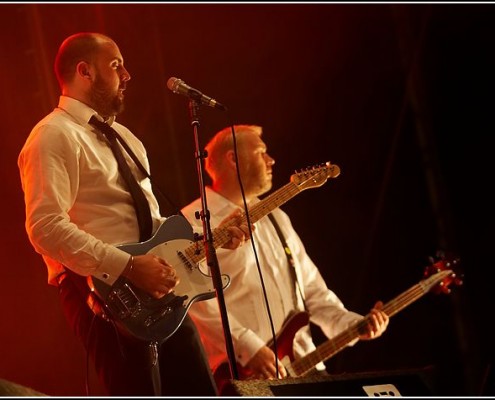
[{"left": 0, "top": 3, "right": 492, "bottom": 396}]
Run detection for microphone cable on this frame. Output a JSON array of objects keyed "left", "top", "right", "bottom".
[{"left": 228, "top": 123, "right": 282, "bottom": 380}]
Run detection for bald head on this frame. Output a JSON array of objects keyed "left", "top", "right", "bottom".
[
  {"left": 204, "top": 124, "right": 275, "bottom": 204},
  {"left": 54, "top": 32, "right": 115, "bottom": 89}
]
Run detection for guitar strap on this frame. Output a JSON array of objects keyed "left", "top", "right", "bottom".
[{"left": 267, "top": 213, "right": 307, "bottom": 311}]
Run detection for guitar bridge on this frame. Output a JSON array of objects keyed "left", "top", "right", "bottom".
[{"left": 107, "top": 282, "right": 142, "bottom": 319}]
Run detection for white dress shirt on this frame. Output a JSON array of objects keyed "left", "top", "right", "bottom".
[
  {"left": 181, "top": 187, "right": 363, "bottom": 372},
  {"left": 18, "top": 96, "right": 165, "bottom": 286}
]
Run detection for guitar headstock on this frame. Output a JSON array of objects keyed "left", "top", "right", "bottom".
[
  {"left": 290, "top": 161, "right": 341, "bottom": 191},
  {"left": 423, "top": 252, "right": 463, "bottom": 295}
]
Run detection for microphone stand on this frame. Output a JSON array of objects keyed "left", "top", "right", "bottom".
[{"left": 188, "top": 99, "right": 239, "bottom": 383}]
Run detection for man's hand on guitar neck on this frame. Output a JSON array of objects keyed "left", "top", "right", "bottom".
[
  {"left": 123, "top": 254, "right": 179, "bottom": 299},
  {"left": 218, "top": 209, "right": 254, "bottom": 250},
  {"left": 245, "top": 346, "right": 288, "bottom": 380},
  {"left": 115, "top": 209, "right": 251, "bottom": 301},
  {"left": 357, "top": 301, "right": 389, "bottom": 340}
]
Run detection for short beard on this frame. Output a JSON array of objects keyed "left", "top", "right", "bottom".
[{"left": 90, "top": 75, "right": 124, "bottom": 118}]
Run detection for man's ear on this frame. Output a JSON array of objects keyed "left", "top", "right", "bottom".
[
  {"left": 225, "top": 149, "right": 238, "bottom": 169},
  {"left": 76, "top": 61, "right": 92, "bottom": 80}
]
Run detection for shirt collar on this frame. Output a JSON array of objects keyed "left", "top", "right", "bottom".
[
  {"left": 58, "top": 96, "right": 116, "bottom": 126},
  {"left": 205, "top": 186, "right": 259, "bottom": 211}
]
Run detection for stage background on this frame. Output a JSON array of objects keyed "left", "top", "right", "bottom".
[{"left": 0, "top": 3, "right": 492, "bottom": 396}]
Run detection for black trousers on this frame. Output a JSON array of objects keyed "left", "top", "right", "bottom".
[{"left": 58, "top": 273, "right": 218, "bottom": 396}]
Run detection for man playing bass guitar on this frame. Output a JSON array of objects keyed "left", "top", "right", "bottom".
[{"left": 181, "top": 125, "right": 389, "bottom": 394}]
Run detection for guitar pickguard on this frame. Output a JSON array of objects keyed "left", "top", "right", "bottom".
[{"left": 90, "top": 215, "right": 229, "bottom": 343}]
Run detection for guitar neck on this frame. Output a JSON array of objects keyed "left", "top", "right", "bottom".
[
  {"left": 290, "top": 269, "right": 453, "bottom": 377},
  {"left": 184, "top": 181, "right": 302, "bottom": 264}
]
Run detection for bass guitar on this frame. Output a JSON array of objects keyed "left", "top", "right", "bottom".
[
  {"left": 87, "top": 161, "right": 341, "bottom": 344},
  {"left": 214, "top": 255, "right": 462, "bottom": 388}
]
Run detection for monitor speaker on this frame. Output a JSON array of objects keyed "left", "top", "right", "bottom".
[
  {"left": 0, "top": 378, "right": 46, "bottom": 396},
  {"left": 230, "top": 367, "right": 435, "bottom": 397}
]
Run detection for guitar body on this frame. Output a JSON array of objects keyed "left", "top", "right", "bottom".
[
  {"left": 214, "top": 310, "right": 310, "bottom": 392},
  {"left": 89, "top": 215, "right": 230, "bottom": 344},
  {"left": 268, "top": 311, "right": 311, "bottom": 367}
]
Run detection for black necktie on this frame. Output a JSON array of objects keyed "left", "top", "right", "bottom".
[{"left": 89, "top": 115, "right": 153, "bottom": 242}]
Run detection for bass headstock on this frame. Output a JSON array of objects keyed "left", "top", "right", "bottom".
[{"left": 423, "top": 251, "right": 463, "bottom": 295}]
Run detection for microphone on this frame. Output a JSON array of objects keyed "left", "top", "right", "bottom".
[{"left": 167, "top": 77, "right": 227, "bottom": 111}]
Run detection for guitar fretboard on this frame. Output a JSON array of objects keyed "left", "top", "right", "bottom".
[
  {"left": 184, "top": 180, "right": 302, "bottom": 264},
  {"left": 183, "top": 163, "right": 337, "bottom": 265},
  {"left": 290, "top": 269, "right": 453, "bottom": 377}
]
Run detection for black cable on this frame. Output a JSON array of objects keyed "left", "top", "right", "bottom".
[{"left": 228, "top": 123, "right": 282, "bottom": 379}]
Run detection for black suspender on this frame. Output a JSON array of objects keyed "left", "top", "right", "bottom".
[{"left": 267, "top": 213, "right": 306, "bottom": 310}]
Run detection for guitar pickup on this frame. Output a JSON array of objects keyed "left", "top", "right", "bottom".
[{"left": 177, "top": 251, "right": 195, "bottom": 271}]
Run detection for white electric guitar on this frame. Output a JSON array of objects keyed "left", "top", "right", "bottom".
[{"left": 87, "top": 162, "right": 341, "bottom": 344}]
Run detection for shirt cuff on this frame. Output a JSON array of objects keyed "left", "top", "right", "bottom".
[
  {"left": 235, "top": 329, "right": 266, "bottom": 367},
  {"left": 93, "top": 247, "right": 132, "bottom": 285}
]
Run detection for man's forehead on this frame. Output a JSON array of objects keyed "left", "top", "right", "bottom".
[
  {"left": 97, "top": 41, "right": 124, "bottom": 62},
  {"left": 247, "top": 134, "right": 267, "bottom": 149}
]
